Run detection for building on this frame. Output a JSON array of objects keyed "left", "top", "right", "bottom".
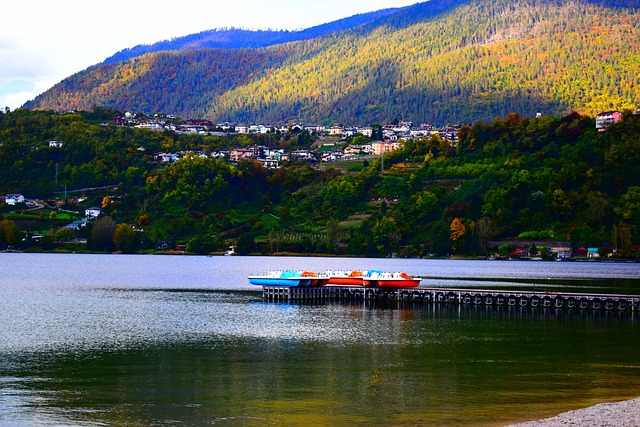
[
  {"left": 343, "top": 145, "right": 363, "bottom": 157},
  {"left": 596, "top": 111, "right": 623, "bottom": 131},
  {"left": 3, "top": 194, "right": 25, "bottom": 205},
  {"left": 229, "top": 145, "right": 263, "bottom": 162},
  {"left": 371, "top": 141, "right": 403, "bottom": 156},
  {"left": 258, "top": 157, "right": 280, "bottom": 169},
  {"left": 328, "top": 124, "right": 344, "bottom": 136},
  {"left": 358, "top": 127, "right": 373, "bottom": 137},
  {"left": 85, "top": 207, "right": 101, "bottom": 219},
  {"left": 155, "top": 152, "right": 179, "bottom": 163}
]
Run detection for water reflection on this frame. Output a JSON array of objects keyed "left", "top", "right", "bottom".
[
  {"left": 1, "top": 255, "right": 639, "bottom": 426},
  {"left": 2, "top": 294, "right": 639, "bottom": 426},
  {"left": 281, "top": 298, "right": 639, "bottom": 323}
]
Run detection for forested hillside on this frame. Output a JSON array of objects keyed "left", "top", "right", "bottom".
[
  {"left": 24, "top": 0, "right": 640, "bottom": 125},
  {"left": 1, "top": 109, "right": 638, "bottom": 258}
]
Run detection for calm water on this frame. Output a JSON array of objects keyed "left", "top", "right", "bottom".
[{"left": 1, "top": 254, "right": 639, "bottom": 426}]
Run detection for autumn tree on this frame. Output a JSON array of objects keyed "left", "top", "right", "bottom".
[
  {"left": 101, "top": 196, "right": 111, "bottom": 209},
  {"left": 450, "top": 218, "right": 467, "bottom": 253}
]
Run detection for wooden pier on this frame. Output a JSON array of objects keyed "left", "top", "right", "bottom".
[{"left": 262, "top": 286, "right": 640, "bottom": 311}]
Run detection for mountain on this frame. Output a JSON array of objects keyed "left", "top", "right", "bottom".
[
  {"left": 24, "top": 0, "right": 640, "bottom": 125},
  {"left": 103, "top": 8, "right": 403, "bottom": 63}
]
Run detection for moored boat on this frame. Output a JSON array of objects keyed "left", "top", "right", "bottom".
[
  {"left": 325, "top": 270, "right": 368, "bottom": 286},
  {"left": 248, "top": 270, "right": 328, "bottom": 287},
  {"left": 362, "top": 271, "right": 421, "bottom": 288}
]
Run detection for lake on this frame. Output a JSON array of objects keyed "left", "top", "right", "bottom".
[{"left": 1, "top": 253, "right": 639, "bottom": 426}]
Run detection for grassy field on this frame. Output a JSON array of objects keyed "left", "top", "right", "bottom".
[
  {"left": 319, "top": 158, "right": 370, "bottom": 171},
  {"left": 2, "top": 211, "right": 80, "bottom": 221}
]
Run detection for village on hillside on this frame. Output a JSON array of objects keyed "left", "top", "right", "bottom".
[
  {"left": 2, "top": 108, "right": 636, "bottom": 259},
  {"left": 112, "top": 109, "right": 632, "bottom": 168},
  {"left": 112, "top": 111, "right": 462, "bottom": 168}
]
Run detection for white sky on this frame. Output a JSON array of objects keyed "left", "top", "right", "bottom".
[{"left": 0, "top": 0, "right": 419, "bottom": 110}]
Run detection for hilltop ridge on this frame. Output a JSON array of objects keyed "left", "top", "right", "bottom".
[
  {"left": 104, "top": 7, "right": 403, "bottom": 63},
  {"left": 24, "top": 0, "right": 640, "bottom": 124}
]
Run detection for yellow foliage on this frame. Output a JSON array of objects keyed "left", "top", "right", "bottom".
[{"left": 450, "top": 218, "right": 466, "bottom": 241}]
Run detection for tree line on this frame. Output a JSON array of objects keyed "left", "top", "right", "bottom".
[{"left": 0, "top": 108, "right": 638, "bottom": 258}]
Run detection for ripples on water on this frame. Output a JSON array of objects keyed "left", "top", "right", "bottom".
[
  {"left": 1, "top": 288, "right": 461, "bottom": 354},
  {"left": 1, "top": 253, "right": 639, "bottom": 426}
]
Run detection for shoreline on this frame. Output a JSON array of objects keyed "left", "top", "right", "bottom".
[{"left": 506, "top": 397, "right": 640, "bottom": 426}]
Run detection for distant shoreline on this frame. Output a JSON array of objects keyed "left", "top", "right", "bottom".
[{"left": 6, "top": 249, "right": 640, "bottom": 262}]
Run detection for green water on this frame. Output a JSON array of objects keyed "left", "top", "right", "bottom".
[{"left": 1, "top": 254, "right": 639, "bottom": 426}]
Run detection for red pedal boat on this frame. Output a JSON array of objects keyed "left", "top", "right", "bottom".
[
  {"left": 326, "top": 270, "right": 367, "bottom": 287},
  {"left": 362, "top": 271, "right": 421, "bottom": 288}
]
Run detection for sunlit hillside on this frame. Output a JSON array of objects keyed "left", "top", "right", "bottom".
[{"left": 25, "top": 0, "right": 640, "bottom": 125}]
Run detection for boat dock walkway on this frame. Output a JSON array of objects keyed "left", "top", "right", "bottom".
[{"left": 262, "top": 286, "right": 640, "bottom": 311}]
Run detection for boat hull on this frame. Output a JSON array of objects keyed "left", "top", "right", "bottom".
[
  {"left": 326, "top": 277, "right": 366, "bottom": 286},
  {"left": 363, "top": 271, "right": 422, "bottom": 288},
  {"left": 326, "top": 270, "right": 368, "bottom": 287},
  {"left": 248, "top": 269, "right": 328, "bottom": 287},
  {"left": 248, "top": 277, "right": 314, "bottom": 287},
  {"left": 309, "top": 278, "right": 330, "bottom": 287},
  {"left": 364, "top": 279, "right": 421, "bottom": 288}
]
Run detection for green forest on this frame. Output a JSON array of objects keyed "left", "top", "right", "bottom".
[
  {"left": 1, "top": 108, "right": 639, "bottom": 258},
  {"left": 24, "top": 0, "right": 640, "bottom": 125}
]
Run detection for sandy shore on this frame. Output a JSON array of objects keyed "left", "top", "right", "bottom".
[{"left": 506, "top": 397, "right": 640, "bottom": 426}]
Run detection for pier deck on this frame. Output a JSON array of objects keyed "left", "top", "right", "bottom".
[{"left": 262, "top": 286, "right": 640, "bottom": 311}]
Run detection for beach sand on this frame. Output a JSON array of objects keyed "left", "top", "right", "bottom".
[{"left": 506, "top": 397, "right": 640, "bottom": 426}]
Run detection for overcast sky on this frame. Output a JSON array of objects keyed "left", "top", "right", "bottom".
[{"left": 0, "top": 0, "right": 419, "bottom": 110}]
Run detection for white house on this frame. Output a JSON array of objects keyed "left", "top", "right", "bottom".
[
  {"left": 304, "top": 125, "right": 325, "bottom": 134},
  {"left": 261, "top": 125, "right": 273, "bottom": 134},
  {"left": 135, "top": 122, "right": 164, "bottom": 131},
  {"left": 65, "top": 220, "right": 87, "bottom": 230},
  {"left": 392, "top": 123, "right": 412, "bottom": 133},
  {"left": 343, "top": 145, "right": 363, "bottom": 157},
  {"left": 551, "top": 247, "right": 572, "bottom": 260},
  {"left": 361, "top": 143, "right": 373, "bottom": 154},
  {"left": 342, "top": 128, "right": 358, "bottom": 138},
  {"left": 156, "top": 152, "right": 179, "bottom": 163},
  {"left": 587, "top": 248, "right": 601, "bottom": 258},
  {"left": 356, "top": 127, "right": 372, "bottom": 137},
  {"left": 4, "top": 194, "right": 25, "bottom": 205},
  {"left": 322, "top": 151, "right": 344, "bottom": 162},
  {"left": 410, "top": 125, "right": 433, "bottom": 138},
  {"left": 85, "top": 207, "right": 101, "bottom": 219}
]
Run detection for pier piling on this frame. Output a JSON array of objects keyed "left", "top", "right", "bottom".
[{"left": 262, "top": 286, "right": 640, "bottom": 311}]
